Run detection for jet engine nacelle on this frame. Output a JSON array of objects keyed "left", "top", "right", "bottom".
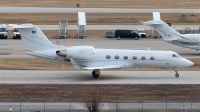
[
  {"left": 67, "top": 46, "right": 95, "bottom": 59},
  {"left": 56, "top": 46, "right": 95, "bottom": 59}
]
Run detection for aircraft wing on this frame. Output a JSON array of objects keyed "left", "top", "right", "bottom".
[
  {"left": 70, "top": 58, "right": 130, "bottom": 70},
  {"left": 81, "top": 65, "right": 130, "bottom": 70}
]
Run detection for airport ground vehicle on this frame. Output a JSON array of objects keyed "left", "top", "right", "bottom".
[
  {"left": 137, "top": 29, "right": 146, "bottom": 38},
  {"left": 115, "top": 29, "right": 140, "bottom": 40},
  {"left": 12, "top": 28, "right": 21, "bottom": 39},
  {"left": 106, "top": 31, "right": 115, "bottom": 38},
  {"left": 0, "top": 24, "right": 7, "bottom": 39}
]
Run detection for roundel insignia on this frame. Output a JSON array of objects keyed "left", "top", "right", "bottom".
[{"left": 79, "top": 49, "right": 84, "bottom": 54}]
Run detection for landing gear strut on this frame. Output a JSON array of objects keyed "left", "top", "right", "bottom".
[
  {"left": 174, "top": 68, "right": 179, "bottom": 78},
  {"left": 92, "top": 69, "right": 100, "bottom": 78}
]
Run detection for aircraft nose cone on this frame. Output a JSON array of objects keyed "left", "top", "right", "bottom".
[
  {"left": 188, "top": 60, "right": 194, "bottom": 66},
  {"left": 184, "top": 59, "right": 194, "bottom": 67}
]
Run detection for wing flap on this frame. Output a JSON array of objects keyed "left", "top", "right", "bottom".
[
  {"left": 70, "top": 58, "right": 81, "bottom": 69},
  {"left": 70, "top": 58, "right": 131, "bottom": 70},
  {"left": 172, "top": 40, "right": 198, "bottom": 44},
  {"left": 81, "top": 65, "right": 130, "bottom": 70}
]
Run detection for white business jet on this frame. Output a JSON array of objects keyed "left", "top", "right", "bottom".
[
  {"left": 8, "top": 24, "right": 193, "bottom": 78},
  {"left": 143, "top": 12, "right": 200, "bottom": 51}
]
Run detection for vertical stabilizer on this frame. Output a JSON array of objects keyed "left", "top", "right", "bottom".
[
  {"left": 143, "top": 12, "right": 180, "bottom": 41},
  {"left": 8, "top": 24, "right": 55, "bottom": 51}
]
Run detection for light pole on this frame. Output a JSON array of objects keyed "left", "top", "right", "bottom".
[
  {"left": 117, "top": 94, "right": 118, "bottom": 112},
  {"left": 142, "top": 93, "right": 143, "bottom": 112},
  {"left": 166, "top": 92, "right": 168, "bottom": 112},
  {"left": 69, "top": 92, "right": 71, "bottom": 112},
  {"left": 44, "top": 92, "right": 46, "bottom": 112},
  {"left": 191, "top": 93, "right": 192, "bottom": 112},
  {"left": 19, "top": 92, "right": 21, "bottom": 112}
]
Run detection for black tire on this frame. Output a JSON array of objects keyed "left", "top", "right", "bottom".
[
  {"left": 135, "top": 37, "right": 138, "bottom": 40},
  {"left": 92, "top": 71, "right": 95, "bottom": 75},
  {"left": 92, "top": 71, "right": 99, "bottom": 78},
  {"left": 93, "top": 74, "right": 99, "bottom": 78},
  {"left": 175, "top": 74, "right": 179, "bottom": 78}
]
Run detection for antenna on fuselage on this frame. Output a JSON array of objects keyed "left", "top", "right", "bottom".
[{"left": 147, "top": 47, "right": 150, "bottom": 51}]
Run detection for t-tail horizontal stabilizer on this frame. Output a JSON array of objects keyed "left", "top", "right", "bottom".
[
  {"left": 8, "top": 24, "right": 35, "bottom": 29},
  {"left": 8, "top": 24, "right": 63, "bottom": 51},
  {"left": 143, "top": 12, "right": 179, "bottom": 42},
  {"left": 143, "top": 12, "right": 162, "bottom": 26}
]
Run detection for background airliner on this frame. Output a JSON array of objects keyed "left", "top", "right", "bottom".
[
  {"left": 143, "top": 12, "right": 200, "bottom": 51},
  {"left": 8, "top": 24, "right": 193, "bottom": 78}
]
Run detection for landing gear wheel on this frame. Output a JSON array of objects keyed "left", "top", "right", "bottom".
[
  {"left": 93, "top": 74, "right": 99, "bottom": 78},
  {"left": 92, "top": 69, "right": 100, "bottom": 78},
  {"left": 175, "top": 74, "right": 179, "bottom": 78},
  {"left": 174, "top": 68, "right": 179, "bottom": 78}
]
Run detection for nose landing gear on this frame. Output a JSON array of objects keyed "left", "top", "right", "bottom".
[
  {"left": 175, "top": 73, "right": 179, "bottom": 78},
  {"left": 174, "top": 68, "right": 179, "bottom": 78}
]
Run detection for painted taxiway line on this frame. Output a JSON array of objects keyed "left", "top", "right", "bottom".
[{"left": 0, "top": 70, "right": 199, "bottom": 84}]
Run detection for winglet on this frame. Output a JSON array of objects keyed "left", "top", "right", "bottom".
[
  {"left": 147, "top": 47, "right": 150, "bottom": 51},
  {"left": 153, "top": 12, "right": 161, "bottom": 20}
]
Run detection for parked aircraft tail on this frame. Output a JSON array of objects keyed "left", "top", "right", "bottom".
[
  {"left": 143, "top": 12, "right": 181, "bottom": 41},
  {"left": 8, "top": 24, "right": 59, "bottom": 51}
]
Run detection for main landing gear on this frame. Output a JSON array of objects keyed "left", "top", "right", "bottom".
[
  {"left": 174, "top": 68, "right": 179, "bottom": 78},
  {"left": 92, "top": 69, "right": 100, "bottom": 78}
]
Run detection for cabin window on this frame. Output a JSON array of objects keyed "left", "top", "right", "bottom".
[
  {"left": 172, "top": 54, "right": 182, "bottom": 58},
  {"left": 177, "top": 54, "right": 182, "bottom": 58},
  {"left": 172, "top": 54, "right": 177, "bottom": 58},
  {"left": 141, "top": 56, "right": 146, "bottom": 60},
  {"left": 132, "top": 56, "right": 137, "bottom": 60},
  {"left": 106, "top": 55, "right": 111, "bottom": 59},
  {"left": 124, "top": 56, "right": 128, "bottom": 59},
  {"left": 115, "top": 55, "right": 119, "bottom": 59},
  {"left": 150, "top": 56, "right": 154, "bottom": 60}
]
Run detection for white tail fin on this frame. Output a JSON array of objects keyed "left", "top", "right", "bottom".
[
  {"left": 143, "top": 12, "right": 180, "bottom": 41},
  {"left": 8, "top": 24, "right": 55, "bottom": 51}
]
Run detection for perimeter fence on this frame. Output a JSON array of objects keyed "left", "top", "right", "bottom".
[{"left": 0, "top": 91, "right": 200, "bottom": 112}]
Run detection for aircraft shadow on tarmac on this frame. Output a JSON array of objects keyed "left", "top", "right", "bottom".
[{"left": 68, "top": 71, "right": 176, "bottom": 82}]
